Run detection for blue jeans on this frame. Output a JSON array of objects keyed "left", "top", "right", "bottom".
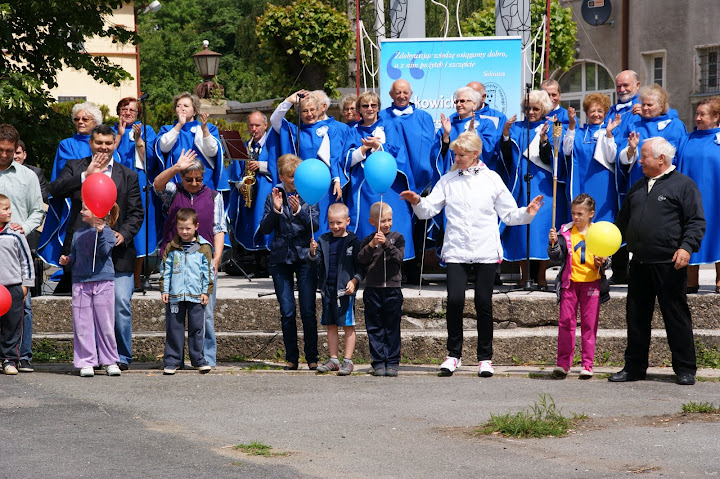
[
  {"left": 270, "top": 261, "right": 318, "bottom": 364},
  {"left": 203, "top": 273, "right": 218, "bottom": 366},
  {"left": 20, "top": 291, "right": 32, "bottom": 361},
  {"left": 114, "top": 272, "right": 134, "bottom": 365}
]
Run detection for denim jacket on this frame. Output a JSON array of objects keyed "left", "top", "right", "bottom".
[{"left": 160, "top": 233, "right": 214, "bottom": 303}]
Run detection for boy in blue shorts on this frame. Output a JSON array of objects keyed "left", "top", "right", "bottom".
[{"left": 310, "top": 203, "right": 364, "bottom": 376}]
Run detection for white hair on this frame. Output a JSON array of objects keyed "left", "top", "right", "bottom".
[
  {"left": 71, "top": 102, "right": 103, "bottom": 125},
  {"left": 645, "top": 137, "right": 676, "bottom": 163},
  {"left": 521, "top": 90, "right": 553, "bottom": 117},
  {"left": 311, "top": 90, "right": 331, "bottom": 108},
  {"left": 453, "top": 86, "right": 482, "bottom": 105}
]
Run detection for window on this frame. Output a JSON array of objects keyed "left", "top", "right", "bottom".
[
  {"left": 557, "top": 61, "right": 615, "bottom": 125},
  {"left": 641, "top": 51, "right": 666, "bottom": 87},
  {"left": 57, "top": 96, "right": 87, "bottom": 103},
  {"left": 697, "top": 45, "right": 720, "bottom": 94}
]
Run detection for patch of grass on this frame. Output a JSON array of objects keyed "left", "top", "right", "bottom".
[
  {"left": 428, "top": 310, "right": 446, "bottom": 319},
  {"left": 597, "top": 351, "right": 612, "bottom": 365},
  {"left": 244, "top": 363, "right": 284, "bottom": 371},
  {"left": 511, "top": 356, "right": 522, "bottom": 365},
  {"left": 527, "top": 372, "right": 546, "bottom": 379},
  {"left": 32, "top": 339, "right": 73, "bottom": 362},
  {"left": 231, "top": 462, "right": 243, "bottom": 466},
  {"left": 477, "top": 394, "right": 585, "bottom": 439},
  {"left": 226, "top": 354, "right": 250, "bottom": 363},
  {"left": 234, "top": 442, "right": 288, "bottom": 457},
  {"left": 695, "top": 340, "right": 720, "bottom": 369},
  {"left": 681, "top": 401, "right": 719, "bottom": 413}
]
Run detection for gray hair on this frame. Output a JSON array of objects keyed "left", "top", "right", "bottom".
[
  {"left": 312, "top": 90, "right": 331, "bottom": 109},
  {"left": 248, "top": 111, "right": 267, "bottom": 125},
  {"left": 72, "top": 102, "right": 103, "bottom": 125},
  {"left": 616, "top": 69, "right": 640, "bottom": 83},
  {"left": 172, "top": 92, "right": 201, "bottom": 117},
  {"left": 341, "top": 94, "right": 357, "bottom": 108},
  {"left": 521, "top": 90, "right": 554, "bottom": 117},
  {"left": 182, "top": 159, "right": 205, "bottom": 175},
  {"left": 645, "top": 137, "right": 676, "bottom": 163},
  {"left": 453, "top": 86, "right": 482, "bottom": 106}
]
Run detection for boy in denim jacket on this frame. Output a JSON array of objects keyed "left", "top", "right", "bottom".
[{"left": 160, "top": 208, "right": 213, "bottom": 375}]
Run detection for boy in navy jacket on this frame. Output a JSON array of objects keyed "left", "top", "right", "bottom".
[{"left": 310, "top": 203, "right": 364, "bottom": 376}]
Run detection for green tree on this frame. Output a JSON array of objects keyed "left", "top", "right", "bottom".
[
  {"left": 256, "top": 0, "right": 354, "bottom": 94},
  {"left": 0, "top": 1, "right": 136, "bottom": 173},
  {"left": 461, "top": 0, "right": 578, "bottom": 83}
]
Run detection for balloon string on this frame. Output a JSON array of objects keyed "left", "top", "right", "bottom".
[
  {"left": 379, "top": 195, "right": 386, "bottom": 287},
  {"left": 92, "top": 228, "right": 98, "bottom": 272}
]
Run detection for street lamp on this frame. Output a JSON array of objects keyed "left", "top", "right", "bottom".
[{"left": 192, "top": 40, "right": 224, "bottom": 99}]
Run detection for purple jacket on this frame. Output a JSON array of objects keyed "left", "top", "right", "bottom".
[{"left": 159, "top": 184, "right": 217, "bottom": 255}]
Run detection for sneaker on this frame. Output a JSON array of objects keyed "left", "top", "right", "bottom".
[
  {"left": 18, "top": 359, "right": 34, "bottom": 372},
  {"left": 196, "top": 365, "right": 211, "bottom": 374},
  {"left": 552, "top": 366, "right": 568, "bottom": 378},
  {"left": 337, "top": 359, "right": 354, "bottom": 376},
  {"left": 3, "top": 363, "right": 18, "bottom": 375},
  {"left": 373, "top": 366, "right": 387, "bottom": 377},
  {"left": 163, "top": 367, "right": 177, "bottom": 375},
  {"left": 478, "top": 360, "right": 494, "bottom": 378},
  {"left": 117, "top": 363, "right": 129, "bottom": 371},
  {"left": 386, "top": 366, "right": 399, "bottom": 377},
  {"left": 80, "top": 367, "right": 94, "bottom": 377},
  {"left": 439, "top": 356, "right": 461, "bottom": 376},
  {"left": 105, "top": 364, "right": 121, "bottom": 376},
  {"left": 579, "top": 368, "right": 593, "bottom": 379},
  {"left": 316, "top": 359, "right": 340, "bottom": 373}
]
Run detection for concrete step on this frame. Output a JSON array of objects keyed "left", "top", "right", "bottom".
[
  {"left": 31, "top": 328, "right": 720, "bottom": 367},
  {"left": 29, "top": 294, "right": 720, "bottom": 333}
]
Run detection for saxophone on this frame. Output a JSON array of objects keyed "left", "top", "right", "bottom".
[{"left": 240, "top": 144, "right": 257, "bottom": 208}]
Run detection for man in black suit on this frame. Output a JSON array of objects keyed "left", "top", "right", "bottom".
[{"left": 50, "top": 124, "right": 144, "bottom": 370}]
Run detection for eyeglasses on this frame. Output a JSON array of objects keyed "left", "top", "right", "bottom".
[
  {"left": 360, "top": 104, "right": 378, "bottom": 109},
  {"left": 73, "top": 117, "right": 94, "bottom": 123},
  {"left": 454, "top": 99, "right": 474, "bottom": 105},
  {"left": 343, "top": 107, "right": 356, "bottom": 112},
  {"left": 182, "top": 177, "right": 203, "bottom": 184}
]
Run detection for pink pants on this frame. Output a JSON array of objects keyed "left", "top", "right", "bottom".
[
  {"left": 72, "top": 280, "right": 120, "bottom": 368},
  {"left": 557, "top": 280, "right": 600, "bottom": 371}
]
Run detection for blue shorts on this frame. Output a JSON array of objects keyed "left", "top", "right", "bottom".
[{"left": 320, "top": 292, "right": 355, "bottom": 327}]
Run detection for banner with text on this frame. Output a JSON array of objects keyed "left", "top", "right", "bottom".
[{"left": 380, "top": 37, "right": 522, "bottom": 127}]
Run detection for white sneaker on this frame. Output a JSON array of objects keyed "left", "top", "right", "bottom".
[
  {"left": 439, "top": 356, "right": 461, "bottom": 376},
  {"left": 80, "top": 367, "right": 94, "bottom": 377},
  {"left": 579, "top": 368, "right": 593, "bottom": 379},
  {"left": 552, "top": 366, "right": 568, "bottom": 378},
  {"left": 163, "top": 367, "right": 177, "bottom": 375},
  {"left": 105, "top": 364, "right": 121, "bottom": 376},
  {"left": 3, "top": 363, "right": 18, "bottom": 375},
  {"left": 196, "top": 365, "right": 211, "bottom": 374},
  {"left": 478, "top": 360, "right": 494, "bottom": 377}
]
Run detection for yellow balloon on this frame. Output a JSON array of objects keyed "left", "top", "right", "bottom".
[{"left": 585, "top": 221, "right": 622, "bottom": 257}]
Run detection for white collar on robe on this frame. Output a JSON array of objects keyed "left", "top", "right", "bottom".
[
  {"left": 189, "top": 125, "right": 216, "bottom": 169},
  {"left": 315, "top": 125, "right": 331, "bottom": 168},
  {"left": 392, "top": 104, "right": 414, "bottom": 116},
  {"left": 524, "top": 124, "right": 552, "bottom": 173}
]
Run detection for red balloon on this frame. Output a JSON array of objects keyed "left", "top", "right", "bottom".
[
  {"left": 0, "top": 284, "right": 11, "bottom": 316},
  {"left": 81, "top": 173, "right": 118, "bottom": 218}
]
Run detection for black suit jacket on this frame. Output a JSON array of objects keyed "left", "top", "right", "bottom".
[
  {"left": 25, "top": 164, "right": 49, "bottom": 204},
  {"left": 49, "top": 157, "right": 144, "bottom": 273}
]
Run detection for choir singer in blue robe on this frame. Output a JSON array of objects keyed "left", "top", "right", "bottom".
[
  {"left": 499, "top": 90, "right": 566, "bottom": 289},
  {"left": 154, "top": 92, "right": 228, "bottom": 193},
  {"left": 345, "top": 91, "right": 415, "bottom": 261},
  {"left": 678, "top": 97, "right": 720, "bottom": 294}
]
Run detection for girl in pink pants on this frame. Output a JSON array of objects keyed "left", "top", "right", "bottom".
[
  {"left": 60, "top": 203, "right": 122, "bottom": 377},
  {"left": 548, "top": 194, "right": 609, "bottom": 379}
]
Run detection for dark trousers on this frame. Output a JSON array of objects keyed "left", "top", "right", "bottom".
[
  {"left": 0, "top": 284, "right": 25, "bottom": 365},
  {"left": 364, "top": 287, "right": 403, "bottom": 368},
  {"left": 625, "top": 261, "right": 697, "bottom": 375},
  {"left": 270, "top": 261, "right": 319, "bottom": 364},
  {"left": 446, "top": 263, "right": 496, "bottom": 361},
  {"left": 164, "top": 301, "right": 207, "bottom": 368}
]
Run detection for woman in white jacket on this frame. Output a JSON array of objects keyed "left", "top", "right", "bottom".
[{"left": 400, "top": 131, "right": 543, "bottom": 377}]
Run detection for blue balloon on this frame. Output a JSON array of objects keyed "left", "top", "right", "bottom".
[
  {"left": 294, "top": 159, "right": 331, "bottom": 205},
  {"left": 365, "top": 151, "right": 397, "bottom": 194}
]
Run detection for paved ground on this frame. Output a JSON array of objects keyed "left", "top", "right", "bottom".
[{"left": 2, "top": 365, "right": 719, "bottom": 478}]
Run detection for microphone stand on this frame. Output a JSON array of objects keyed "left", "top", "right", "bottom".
[{"left": 521, "top": 83, "right": 534, "bottom": 291}]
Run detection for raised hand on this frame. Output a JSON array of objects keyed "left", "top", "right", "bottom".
[
  {"left": 539, "top": 122, "right": 550, "bottom": 142},
  {"left": 399, "top": 190, "right": 420, "bottom": 205},
  {"left": 568, "top": 107, "right": 576, "bottom": 131},
  {"left": 440, "top": 113, "right": 451, "bottom": 137},
  {"left": 606, "top": 114, "right": 622, "bottom": 138},
  {"left": 86, "top": 152, "right": 111, "bottom": 176},
  {"left": 526, "top": 195, "right": 544, "bottom": 215},
  {"left": 288, "top": 193, "right": 300, "bottom": 214},
  {"left": 631, "top": 103, "right": 642, "bottom": 116},
  {"left": 174, "top": 149, "right": 198, "bottom": 171},
  {"left": 503, "top": 114, "right": 517, "bottom": 137},
  {"left": 271, "top": 188, "right": 283, "bottom": 212}
]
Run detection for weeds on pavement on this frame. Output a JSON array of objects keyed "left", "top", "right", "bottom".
[
  {"left": 478, "top": 394, "right": 586, "bottom": 438},
  {"left": 234, "top": 442, "right": 288, "bottom": 456},
  {"left": 681, "top": 401, "right": 719, "bottom": 414},
  {"left": 695, "top": 340, "right": 720, "bottom": 369}
]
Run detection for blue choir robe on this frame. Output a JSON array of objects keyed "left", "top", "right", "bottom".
[
  {"left": 379, "top": 104, "right": 437, "bottom": 194},
  {"left": 621, "top": 114, "right": 688, "bottom": 189},
  {"left": 566, "top": 123, "right": 618, "bottom": 223},
  {"left": 227, "top": 131, "right": 276, "bottom": 251},
  {"left": 154, "top": 120, "right": 229, "bottom": 192},
  {"left": 678, "top": 127, "right": 720, "bottom": 265},
  {"left": 501, "top": 120, "right": 568, "bottom": 261},
  {"left": 548, "top": 105, "right": 570, "bottom": 125},
  {"left": 431, "top": 114, "right": 498, "bottom": 181},
  {"left": 474, "top": 105, "right": 509, "bottom": 185},
  {"left": 113, "top": 122, "right": 161, "bottom": 256},
  {"left": 344, "top": 119, "right": 415, "bottom": 260},
  {"left": 275, "top": 116, "right": 355, "bottom": 234},
  {"left": 38, "top": 134, "right": 92, "bottom": 266}
]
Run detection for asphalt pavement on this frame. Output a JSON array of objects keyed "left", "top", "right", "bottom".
[{"left": 1, "top": 365, "right": 719, "bottom": 478}]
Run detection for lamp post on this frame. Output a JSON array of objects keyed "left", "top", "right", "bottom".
[{"left": 192, "top": 40, "right": 224, "bottom": 99}]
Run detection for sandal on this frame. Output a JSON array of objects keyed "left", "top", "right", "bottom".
[
  {"left": 283, "top": 362, "right": 298, "bottom": 370},
  {"left": 308, "top": 362, "right": 318, "bottom": 370}
]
